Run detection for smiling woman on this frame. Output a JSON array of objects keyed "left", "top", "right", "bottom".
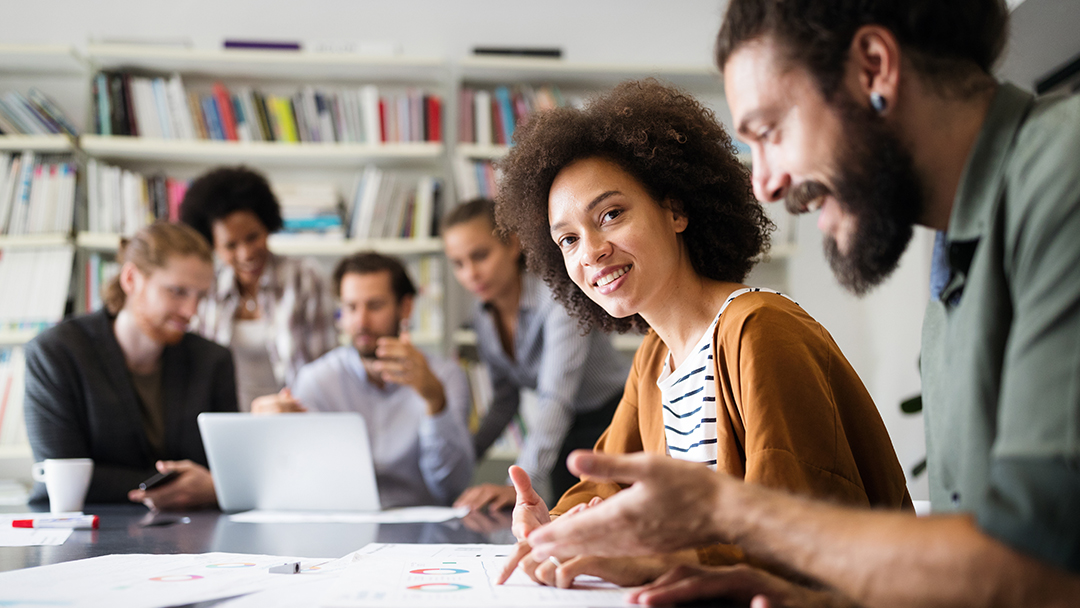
[
  {"left": 493, "top": 79, "right": 912, "bottom": 589},
  {"left": 179, "top": 166, "right": 337, "bottom": 411}
]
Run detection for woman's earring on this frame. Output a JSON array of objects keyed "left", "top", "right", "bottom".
[{"left": 870, "top": 92, "right": 887, "bottom": 114}]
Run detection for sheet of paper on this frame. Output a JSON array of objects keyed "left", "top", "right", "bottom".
[
  {"left": 0, "top": 552, "right": 351, "bottom": 608},
  {"left": 0, "top": 511, "right": 78, "bottom": 546},
  {"left": 228, "top": 506, "right": 469, "bottom": 524},
  {"left": 322, "top": 543, "right": 635, "bottom": 607}
]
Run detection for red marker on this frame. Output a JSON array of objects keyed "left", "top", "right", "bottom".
[{"left": 12, "top": 515, "right": 99, "bottom": 529}]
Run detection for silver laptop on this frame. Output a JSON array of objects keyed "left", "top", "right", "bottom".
[{"left": 198, "top": 412, "right": 381, "bottom": 513}]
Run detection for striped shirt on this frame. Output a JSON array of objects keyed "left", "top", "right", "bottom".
[
  {"left": 658, "top": 288, "right": 796, "bottom": 468},
  {"left": 472, "top": 273, "right": 631, "bottom": 492}
]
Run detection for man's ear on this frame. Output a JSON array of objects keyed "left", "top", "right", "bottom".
[
  {"left": 398, "top": 294, "right": 415, "bottom": 321},
  {"left": 118, "top": 261, "right": 140, "bottom": 296},
  {"left": 847, "top": 24, "right": 902, "bottom": 115}
]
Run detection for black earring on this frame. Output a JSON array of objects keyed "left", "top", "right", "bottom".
[{"left": 870, "top": 92, "right": 887, "bottom": 114}]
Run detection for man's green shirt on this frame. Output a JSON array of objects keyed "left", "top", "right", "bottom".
[{"left": 922, "top": 83, "right": 1080, "bottom": 573}]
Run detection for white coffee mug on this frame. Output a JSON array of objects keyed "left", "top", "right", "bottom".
[{"left": 31, "top": 458, "right": 94, "bottom": 513}]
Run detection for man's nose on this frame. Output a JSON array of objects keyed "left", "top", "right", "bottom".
[{"left": 751, "top": 152, "right": 790, "bottom": 203}]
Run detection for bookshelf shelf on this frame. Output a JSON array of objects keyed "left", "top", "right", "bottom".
[
  {"left": 0, "top": 135, "right": 75, "bottom": 152},
  {"left": 458, "top": 56, "right": 720, "bottom": 90},
  {"left": 0, "top": 234, "right": 72, "bottom": 249},
  {"left": 456, "top": 143, "right": 509, "bottom": 160},
  {"left": 76, "top": 231, "right": 444, "bottom": 257},
  {"left": 0, "top": 44, "right": 86, "bottom": 76},
  {"left": 266, "top": 235, "right": 444, "bottom": 257},
  {"left": 87, "top": 45, "right": 448, "bottom": 83},
  {"left": 80, "top": 136, "right": 443, "bottom": 167},
  {"left": 0, "top": 329, "right": 39, "bottom": 346}
]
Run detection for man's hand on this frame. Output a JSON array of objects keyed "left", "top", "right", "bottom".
[
  {"left": 372, "top": 325, "right": 446, "bottom": 415},
  {"left": 251, "top": 387, "right": 306, "bottom": 414},
  {"left": 453, "top": 483, "right": 517, "bottom": 513},
  {"left": 628, "top": 564, "right": 859, "bottom": 608},
  {"left": 528, "top": 451, "right": 726, "bottom": 562},
  {"left": 127, "top": 460, "right": 217, "bottom": 511}
]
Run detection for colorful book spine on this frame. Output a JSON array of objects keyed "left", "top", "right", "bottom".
[{"left": 212, "top": 82, "right": 238, "bottom": 141}]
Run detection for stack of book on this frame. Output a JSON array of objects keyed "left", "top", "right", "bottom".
[
  {"left": 0, "top": 346, "right": 29, "bottom": 452},
  {"left": 453, "top": 157, "right": 499, "bottom": 201},
  {"left": 85, "top": 159, "right": 188, "bottom": 235},
  {"left": 92, "top": 72, "right": 443, "bottom": 144},
  {"left": 0, "top": 152, "right": 78, "bottom": 236},
  {"left": 0, "top": 246, "right": 74, "bottom": 334},
  {"left": 345, "top": 166, "right": 441, "bottom": 240},
  {"left": 457, "top": 84, "right": 571, "bottom": 146},
  {"left": 272, "top": 181, "right": 344, "bottom": 240},
  {"left": 0, "top": 89, "right": 78, "bottom": 137}
]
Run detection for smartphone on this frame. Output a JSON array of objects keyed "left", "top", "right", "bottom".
[{"left": 138, "top": 470, "right": 179, "bottom": 492}]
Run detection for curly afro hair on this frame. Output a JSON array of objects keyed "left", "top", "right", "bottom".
[
  {"left": 179, "top": 166, "right": 283, "bottom": 246},
  {"left": 495, "top": 79, "right": 771, "bottom": 334}
]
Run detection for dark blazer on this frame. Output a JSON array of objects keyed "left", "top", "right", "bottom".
[{"left": 24, "top": 309, "right": 238, "bottom": 503}]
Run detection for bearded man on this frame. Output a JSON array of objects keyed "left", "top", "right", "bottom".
[{"left": 26, "top": 222, "right": 237, "bottom": 511}]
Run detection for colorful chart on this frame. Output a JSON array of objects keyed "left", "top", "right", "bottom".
[
  {"left": 149, "top": 575, "right": 204, "bottom": 582},
  {"left": 205, "top": 562, "right": 256, "bottom": 569},
  {"left": 406, "top": 583, "right": 471, "bottom": 592},
  {"left": 409, "top": 567, "right": 469, "bottom": 575}
]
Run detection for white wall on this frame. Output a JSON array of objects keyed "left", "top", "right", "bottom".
[{"left": 8, "top": 0, "right": 939, "bottom": 497}]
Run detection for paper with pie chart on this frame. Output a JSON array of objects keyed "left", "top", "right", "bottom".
[
  {"left": 0, "top": 551, "right": 351, "bottom": 608},
  {"left": 323, "top": 543, "right": 633, "bottom": 607}
]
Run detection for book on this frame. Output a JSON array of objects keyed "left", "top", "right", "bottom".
[
  {"left": 150, "top": 78, "right": 174, "bottom": 139},
  {"left": 95, "top": 73, "right": 110, "bottom": 136},
  {"left": 458, "top": 88, "right": 474, "bottom": 144},
  {"left": 493, "top": 86, "right": 515, "bottom": 145},
  {"left": 27, "top": 89, "right": 79, "bottom": 137},
  {"left": 474, "top": 90, "right": 492, "bottom": 146},
  {"left": 212, "top": 82, "right": 238, "bottom": 141}
]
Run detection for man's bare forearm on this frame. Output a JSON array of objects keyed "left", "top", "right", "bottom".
[{"left": 718, "top": 482, "right": 1080, "bottom": 608}]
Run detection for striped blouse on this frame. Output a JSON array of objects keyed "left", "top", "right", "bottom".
[{"left": 658, "top": 288, "right": 796, "bottom": 469}]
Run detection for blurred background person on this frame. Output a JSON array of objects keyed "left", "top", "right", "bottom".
[
  {"left": 24, "top": 222, "right": 237, "bottom": 511},
  {"left": 252, "top": 252, "right": 474, "bottom": 508},
  {"left": 180, "top": 166, "right": 336, "bottom": 411},
  {"left": 443, "top": 198, "right": 631, "bottom": 511}
]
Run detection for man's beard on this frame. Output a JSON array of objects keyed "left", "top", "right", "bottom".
[
  {"left": 790, "top": 95, "right": 923, "bottom": 296},
  {"left": 353, "top": 319, "right": 401, "bottom": 359},
  {"left": 131, "top": 302, "right": 185, "bottom": 346}
]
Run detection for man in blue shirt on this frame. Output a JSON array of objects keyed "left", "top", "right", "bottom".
[{"left": 254, "top": 252, "right": 473, "bottom": 508}]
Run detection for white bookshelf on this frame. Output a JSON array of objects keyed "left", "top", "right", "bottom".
[
  {"left": 77, "top": 231, "right": 444, "bottom": 258},
  {"left": 0, "top": 234, "right": 72, "bottom": 248},
  {"left": 0, "top": 44, "right": 86, "bottom": 76},
  {"left": 0, "top": 329, "right": 38, "bottom": 346},
  {"left": 455, "top": 143, "right": 509, "bottom": 160},
  {"left": 80, "top": 136, "right": 443, "bottom": 167},
  {"left": 0, "top": 134, "right": 75, "bottom": 152}
]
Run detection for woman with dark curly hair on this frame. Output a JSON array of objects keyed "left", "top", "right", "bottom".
[
  {"left": 180, "top": 166, "right": 336, "bottom": 411},
  {"left": 495, "top": 80, "right": 911, "bottom": 588}
]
